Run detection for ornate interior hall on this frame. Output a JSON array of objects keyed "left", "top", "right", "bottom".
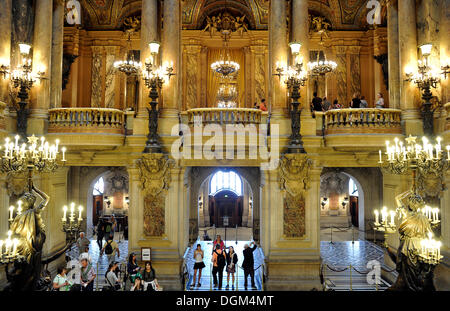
[{"left": 0, "top": 0, "right": 449, "bottom": 293}]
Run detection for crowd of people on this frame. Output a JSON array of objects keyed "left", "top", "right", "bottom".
[
  {"left": 191, "top": 235, "right": 259, "bottom": 290},
  {"left": 51, "top": 231, "right": 160, "bottom": 292},
  {"left": 310, "top": 92, "right": 385, "bottom": 112}
]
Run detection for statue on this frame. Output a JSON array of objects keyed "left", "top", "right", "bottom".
[
  {"left": 386, "top": 190, "right": 437, "bottom": 291},
  {"left": 4, "top": 184, "right": 49, "bottom": 291}
]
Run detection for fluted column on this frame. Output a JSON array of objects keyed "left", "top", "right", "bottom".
[
  {"left": 138, "top": 0, "right": 158, "bottom": 116},
  {"left": 0, "top": 0, "right": 11, "bottom": 105},
  {"left": 160, "top": 0, "right": 181, "bottom": 142},
  {"left": 440, "top": 0, "right": 449, "bottom": 105},
  {"left": 50, "top": 0, "right": 65, "bottom": 108},
  {"left": 29, "top": 0, "right": 53, "bottom": 135},
  {"left": 387, "top": 1, "right": 400, "bottom": 109},
  {"left": 291, "top": 0, "right": 310, "bottom": 110},
  {"left": 398, "top": 0, "right": 421, "bottom": 135},
  {"left": 269, "top": 0, "right": 288, "bottom": 113}
]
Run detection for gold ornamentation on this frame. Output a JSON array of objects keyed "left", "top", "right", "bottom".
[
  {"left": 203, "top": 12, "right": 248, "bottom": 37},
  {"left": 279, "top": 154, "right": 312, "bottom": 238},
  {"left": 137, "top": 154, "right": 174, "bottom": 237}
]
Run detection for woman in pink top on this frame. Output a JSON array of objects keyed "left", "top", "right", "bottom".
[{"left": 213, "top": 235, "right": 225, "bottom": 253}]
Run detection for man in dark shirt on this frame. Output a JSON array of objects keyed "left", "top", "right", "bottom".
[
  {"left": 242, "top": 242, "right": 258, "bottom": 289},
  {"left": 311, "top": 92, "right": 323, "bottom": 112}
]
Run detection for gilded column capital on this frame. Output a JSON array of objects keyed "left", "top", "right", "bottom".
[
  {"left": 347, "top": 46, "right": 361, "bottom": 55},
  {"left": 332, "top": 45, "right": 348, "bottom": 55}
]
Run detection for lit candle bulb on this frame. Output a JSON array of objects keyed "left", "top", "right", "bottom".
[
  {"left": 12, "top": 238, "right": 18, "bottom": 256},
  {"left": 17, "top": 200, "right": 22, "bottom": 215},
  {"left": 62, "top": 205, "right": 67, "bottom": 222},
  {"left": 390, "top": 211, "right": 395, "bottom": 226},
  {"left": 78, "top": 205, "right": 83, "bottom": 221},
  {"left": 9, "top": 206, "right": 14, "bottom": 221},
  {"left": 70, "top": 203, "right": 75, "bottom": 221},
  {"left": 62, "top": 147, "right": 66, "bottom": 162},
  {"left": 378, "top": 150, "right": 382, "bottom": 163},
  {"left": 14, "top": 135, "right": 19, "bottom": 148},
  {"left": 446, "top": 145, "right": 450, "bottom": 160},
  {"left": 374, "top": 210, "right": 379, "bottom": 225}
]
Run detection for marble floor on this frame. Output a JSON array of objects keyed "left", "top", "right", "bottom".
[{"left": 184, "top": 240, "right": 264, "bottom": 291}]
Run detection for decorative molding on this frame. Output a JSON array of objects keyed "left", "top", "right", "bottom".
[
  {"left": 5, "top": 171, "right": 28, "bottom": 196},
  {"left": 137, "top": 153, "right": 175, "bottom": 237},
  {"left": 278, "top": 154, "right": 312, "bottom": 238}
]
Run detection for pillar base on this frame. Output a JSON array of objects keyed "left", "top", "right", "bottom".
[
  {"left": 28, "top": 109, "right": 49, "bottom": 136},
  {"left": 265, "top": 259, "right": 322, "bottom": 291},
  {"left": 401, "top": 110, "right": 423, "bottom": 136}
]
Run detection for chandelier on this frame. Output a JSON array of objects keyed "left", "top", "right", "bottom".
[
  {"left": 62, "top": 202, "right": 84, "bottom": 241},
  {"left": 307, "top": 38, "right": 337, "bottom": 76},
  {"left": 217, "top": 83, "right": 237, "bottom": 102},
  {"left": 211, "top": 32, "right": 240, "bottom": 79},
  {"left": 114, "top": 32, "right": 141, "bottom": 76}
]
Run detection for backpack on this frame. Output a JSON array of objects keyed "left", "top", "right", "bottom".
[
  {"left": 105, "top": 223, "right": 112, "bottom": 233},
  {"left": 105, "top": 240, "right": 113, "bottom": 255},
  {"left": 215, "top": 251, "right": 225, "bottom": 268}
]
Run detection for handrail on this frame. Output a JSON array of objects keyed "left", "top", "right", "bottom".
[
  {"left": 324, "top": 108, "right": 402, "bottom": 134},
  {"left": 187, "top": 108, "right": 263, "bottom": 125},
  {"left": 48, "top": 107, "right": 125, "bottom": 134}
]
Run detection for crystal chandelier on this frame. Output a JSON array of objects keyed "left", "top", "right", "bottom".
[
  {"left": 307, "top": 39, "right": 337, "bottom": 76},
  {"left": 114, "top": 32, "right": 141, "bottom": 76},
  {"left": 217, "top": 83, "right": 237, "bottom": 103},
  {"left": 211, "top": 33, "right": 240, "bottom": 79}
]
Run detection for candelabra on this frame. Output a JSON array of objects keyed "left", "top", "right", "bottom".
[
  {"left": 0, "top": 134, "right": 65, "bottom": 271},
  {"left": 375, "top": 135, "right": 448, "bottom": 291},
  {"left": 0, "top": 43, "right": 45, "bottom": 139},
  {"left": 274, "top": 42, "right": 308, "bottom": 154},
  {"left": 405, "top": 43, "right": 448, "bottom": 137},
  {"left": 61, "top": 202, "right": 84, "bottom": 242},
  {"left": 141, "top": 41, "right": 175, "bottom": 154}
]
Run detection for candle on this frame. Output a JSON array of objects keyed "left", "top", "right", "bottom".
[
  {"left": 14, "top": 135, "right": 19, "bottom": 148},
  {"left": 70, "top": 203, "right": 75, "bottom": 221},
  {"left": 390, "top": 211, "right": 395, "bottom": 226},
  {"left": 17, "top": 200, "right": 22, "bottom": 215},
  {"left": 62, "top": 147, "right": 66, "bottom": 162},
  {"left": 12, "top": 238, "right": 18, "bottom": 256},
  {"left": 78, "top": 205, "right": 83, "bottom": 221},
  {"left": 378, "top": 150, "right": 382, "bottom": 163},
  {"left": 62, "top": 205, "right": 67, "bottom": 222},
  {"left": 374, "top": 210, "right": 379, "bottom": 225},
  {"left": 9, "top": 206, "right": 14, "bottom": 221},
  {"left": 446, "top": 145, "right": 450, "bottom": 160}
]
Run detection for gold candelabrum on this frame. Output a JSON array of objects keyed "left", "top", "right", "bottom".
[
  {"left": 375, "top": 135, "right": 448, "bottom": 265},
  {"left": 61, "top": 202, "right": 84, "bottom": 241},
  {"left": 0, "top": 135, "right": 65, "bottom": 264}
]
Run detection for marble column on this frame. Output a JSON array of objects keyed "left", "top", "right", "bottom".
[
  {"left": 50, "top": 0, "right": 65, "bottom": 109},
  {"left": 269, "top": 0, "right": 290, "bottom": 147},
  {"left": 0, "top": 0, "right": 12, "bottom": 105},
  {"left": 183, "top": 45, "right": 202, "bottom": 110},
  {"left": 160, "top": 0, "right": 181, "bottom": 141},
  {"left": 398, "top": 0, "right": 421, "bottom": 135},
  {"left": 387, "top": 0, "right": 400, "bottom": 109},
  {"left": 134, "top": 0, "right": 158, "bottom": 135},
  {"left": 440, "top": 0, "right": 449, "bottom": 105},
  {"left": 30, "top": 0, "right": 53, "bottom": 135}
]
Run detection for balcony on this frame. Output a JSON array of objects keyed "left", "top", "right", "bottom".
[
  {"left": 319, "top": 108, "right": 403, "bottom": 151},
  {"left": 186, "top": 108, "right": 265, "bottom": 125},
  {"left": 47, "top": 108, "right": 126, "bottom": 147}
]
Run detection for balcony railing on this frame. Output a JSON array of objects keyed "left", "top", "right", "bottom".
[
  {"left": 187, "top": 108, "right": 263, "bottom": 125},
  {"left": 324, "top": 108, "right": 402, "bottom": 135},
  {"left": 48, "top": 108, "right": 125, "bottom": 134}
]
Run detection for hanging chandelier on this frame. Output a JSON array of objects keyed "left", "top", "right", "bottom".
[
  {"left": 114, "top": 31, "right": 141, "bottom": 76},
  {"left": 307, "top": 17, "right": 337, "bottom": 76},
  {"left": 216, "top": 82, "right": 238, "bottom": 108},
  {"left": 211, "top": 32, "right": 240, "bottom": 79}
]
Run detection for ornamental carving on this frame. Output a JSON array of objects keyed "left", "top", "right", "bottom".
[
  {"left": 279, "top": 154, "right": 312, "bottom": 238},
  {"left": 6, "top": 171, "right": 28, "bottom": 196},
  {"left": 203, "top": 12, "right": 248, "bottom": 36},
  {"left": 137, "top": 154, "right": 175, "bottom": 237}
]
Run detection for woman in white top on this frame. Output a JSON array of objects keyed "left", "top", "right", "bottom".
[
  {"left": 105, "top": 262, "right": 121, "bottom": 291},
  {"left": 192, "top": 244, "right": 205, "bottom": 288},
  {"left": 53, "top": 266, "right": 71, "bottom": 291},
  {"left": 375, "top": 93, "right": 385, "bottom": 108}
]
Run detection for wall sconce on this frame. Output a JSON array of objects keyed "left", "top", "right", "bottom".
[
  {"left": 341, "top": 197, "right": 348, "bottom": 209},
  {"left": 321, "top": 197, "right": 328, "bottom": 209},
  {"left": 104, "top": 196, "right": 113, "bottom": 208}
]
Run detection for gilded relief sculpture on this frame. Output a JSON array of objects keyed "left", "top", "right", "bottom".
[
  {"left": 279, "top": 154, "right": 312, "bottom": 238},
  {"left": 137, "top": 154, "right": 174, "bottom": 237}
]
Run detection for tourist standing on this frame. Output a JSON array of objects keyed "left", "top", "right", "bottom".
[
  {"left": 212, "top": 244, "right": 226, "bottom": 290},
  {"left": 350, "top": 93, "right": 361, "bottom": 108},
  {"left": 53, "top": 266, "right": 71, "bottom": 291},
  {"left": 311, "top": 92, "right": 323, "bottom": 112},
  {"left": 322, "top": 97, "right": 331, "bottom": 111},
  {"left": 192, "top": 244, "right": 205, "bottom": 288},
  {"left": 243, "top": 241, "right": 258, "bottom": 290},
  {"left": 375, "top": 92, "right": 385, "bottom": 108},
  {"left": 101, "top": 234, "right": 120, "bottom": 265},
  {"left": 79, "top": 246, "right": 92, "bottom": 264},
  {"left": 80, "top": 258, "right": 96, "bottom": 291},
  {"left": 259, "top": 99, "right": 267, "bottom": 112},
  {"left": 96, "top": 220, "right": 105, "bottom": 249},
  {"left": 213, "top": 235, "right": 225, "bottom": 253},
  {"left": 76, "top": 232, "right": 90, "bottom": 255},
  {"left": 226, "top": 246, "right": 238, "bottom": 290},
  {"left": 360, "top": 95, "right": 368, "bottom": 108},
  {"left": 333, "top": 99, "right": 342, "bottom": 109}
]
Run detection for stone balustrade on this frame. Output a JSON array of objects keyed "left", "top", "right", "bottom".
[
  {"left": 324, "top": 108, "right": 402, "bottom": 135},
  {"left": 187, "top": 108, "right": 263, "bottom": 125},
  {"left": 445, "top": 102, "right": 450, "bottom": 131},
  {"left": 48, "top": 108, "right": 125, "bottom": 134}
]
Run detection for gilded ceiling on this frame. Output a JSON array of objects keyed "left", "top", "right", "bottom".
[{"left": 77, "top": 0, "right": 385, "bottom": 31}]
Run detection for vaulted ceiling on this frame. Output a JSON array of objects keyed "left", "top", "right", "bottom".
[{"left": 78, "top": 0, "right": 385, "bottom": 31}]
